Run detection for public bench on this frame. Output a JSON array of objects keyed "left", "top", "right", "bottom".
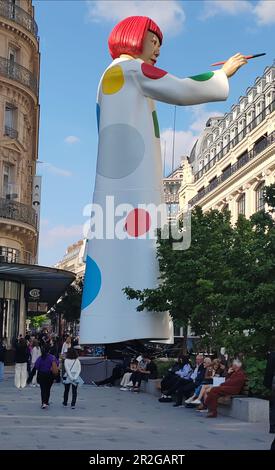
[
  {"left": 217, "top": 381, "right": 269, "bottom": 422},
  {"left": 140, "top": 378, "right": 162, "bottom": 397},
  {"left": 141, "top": 378, "right": 269, "bottom": 423}
]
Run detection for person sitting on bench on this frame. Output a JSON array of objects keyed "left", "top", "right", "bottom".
[{"left": 204, "top": 359, "right": 246, "bottom": 418}]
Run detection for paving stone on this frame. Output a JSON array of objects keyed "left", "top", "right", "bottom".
[{"left": 0, "top": 366, "right": 269, "bottom": 450}]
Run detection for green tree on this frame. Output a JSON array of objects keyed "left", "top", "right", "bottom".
[
  {"left": 51, "top": 277, "right": 83, "bottom": 324},
  {"left": 28, "top": 314, "right": 48, "bottom": 329},
  {"left": 124, "top": 184, "right": 275, "bottom": 359}
]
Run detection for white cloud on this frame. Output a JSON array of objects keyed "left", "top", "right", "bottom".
[
  {"left": 86, "top": 0, "right": 186, "bottom": 35},
  {"left": 43, "top": 163, "right": 72, "bottom": 177},
  {"left": 40, "top": 224, "right": 83, "bottom": 250},
  {"left": 64, "top": 135, "right": 80, "bottom": 144},
  {"left": 161, "top": 105, "right": 223, "bottom": 174},
  {"left": 189, "top": 105, "right": 223, "bottom": 133},
  {"left": 253, "top": 0, "right": 275, "bottom": 25},
  {"left": 201, "top": 0, "right": 253, "bottom": 20},
  {"left": 161, "top": 128, "right": 197, "bottom": 175}
]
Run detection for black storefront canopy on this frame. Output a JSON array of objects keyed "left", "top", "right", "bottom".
[{"left": 0, "top": 262, "right": 75, "bottom": 308}]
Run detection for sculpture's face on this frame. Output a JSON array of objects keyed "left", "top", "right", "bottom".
[{"left": 139, "top": 31, "right": 161, "bottom": 65}]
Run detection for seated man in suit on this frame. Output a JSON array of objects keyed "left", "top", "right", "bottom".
[{"left": 204, "top": 359, "right": 246, "bottom": 418}]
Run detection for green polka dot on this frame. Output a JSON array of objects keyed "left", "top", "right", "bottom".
[
  {"left": 189, "top": 72, "right": 214, "bottom": 81},
  {"left": 152, "top": 111, "right": 160, "bottom": 138}
]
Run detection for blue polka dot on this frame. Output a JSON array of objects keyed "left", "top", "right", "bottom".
[
  {"left": 81, "top": 256, "right": 102, "bottom": 309},
  {"left": 97, "top": 124, "right": 145, "bottom": 179},
  {"left": 96, "top": 103, "right": 100, "bottom": 132}
]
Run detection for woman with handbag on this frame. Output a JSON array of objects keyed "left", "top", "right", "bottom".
[
  {"left": 63, "top": 348, "right": 82, "bottom": 409},
  {"left": 27, "top": 344, "right": 59, "bottom": 409}
]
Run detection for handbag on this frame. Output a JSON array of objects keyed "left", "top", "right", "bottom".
[
  {"left": 51, "top": 360, "right": 59, "bottom": 376},
  {"left": 73, "top": 375, "right": 84, "bottom": 386},
  {"left": 63, "top": 360, "right": 83, "bottom": 385}
]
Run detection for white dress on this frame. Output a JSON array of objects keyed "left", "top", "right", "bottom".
[{"left": 80, "top": 58, "right": 229, "bottom": 344}]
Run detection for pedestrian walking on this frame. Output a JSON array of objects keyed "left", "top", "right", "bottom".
[
  {"left": 30, "top": 339, "right": 41, "bottom": 386},
  {"left": 62, "top": 347, "right": 82, "bottom": 409},
  {"left": 28, "top": 344, "right": 59, "bottom": 409},
  {"left": 14, "top": 338, "right": 30, "bottom": 389}
]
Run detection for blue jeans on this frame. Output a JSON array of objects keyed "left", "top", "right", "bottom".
[{"left": 0, "top": 361, "right": 4, "bottom": 381}]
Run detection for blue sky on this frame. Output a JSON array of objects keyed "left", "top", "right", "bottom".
[{"left": 34, "top": 0, "right": 275, "bottom": 267}]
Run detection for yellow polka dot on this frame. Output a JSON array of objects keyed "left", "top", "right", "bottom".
[{"left": 102, "top": 65, "right": 125, "bottom": 95}]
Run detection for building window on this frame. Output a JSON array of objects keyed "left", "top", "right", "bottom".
[
  {"left": 237, "top": 151, "right": 249, "bottom": 169},
  {"left": 209, "top": 176, "right": 218, "bottom": 189},
  {"left": 4, "top": 104, "right": 17, "bottom": 138},
  {"left": 222, "top": 203, "right": 229, "bottom": 212},
  {"left": 2, "top": 164, "right": 15, "bottom": 199},
  {"left": 237, "top": 193, "right": 246, "bottom": 216},
  {"left": 255, "top": 182, "right": 265, "bottom": 212},
  {"left": 0, "top": 247, "right": 20, "bottom": 264},
  {"left": 222, "top": 164, "right": 232, "bottom": 181}
]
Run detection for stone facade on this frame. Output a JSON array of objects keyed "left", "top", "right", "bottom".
[
  {"left": 179, "top": 62, "right": 275, "bottom": 224},
  {"left": 55, "top": 240, "right": 86, "bottom": 278},
  {"left": 163, "top": 161, "right": 186, "bottom": 220},
  {"left": 0, "top": 0, "right": 40, "bottom": 263}
]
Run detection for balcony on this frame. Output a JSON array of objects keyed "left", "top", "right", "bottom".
[
  {"left": 189, "top": 131, "right": 275, "bottom": 207},
  {"left": 194, "top": 100, "right": 275, "bottom": 182},
  {"left": 0, "top": 198, "right": 37, "bottom": 229},
  {"left": 0, "top": 247, "right": 35, "bottom": 265},
  {"left": 0, "top": 0, "right": 38, "bottom": 38},
  {"left": 4, "top": 125, "right": 18, "bottom": 139},
  {"left": 0, "top": 57, "right": 38, "bottom": 95}
]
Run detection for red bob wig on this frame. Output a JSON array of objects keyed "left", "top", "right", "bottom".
[{"left": 108, "top": 16, "right": 163, "bottom": 60}]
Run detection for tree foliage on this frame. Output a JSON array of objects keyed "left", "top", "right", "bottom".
[
  {"left": 52, "top": 277, "right": 83, "bottom": 323},
  {"left": 124, "top": 185, "right": 275, "bottom": 359}
]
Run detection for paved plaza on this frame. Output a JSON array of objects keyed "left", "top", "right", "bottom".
[{"left": 0, "top": 367, "right": 271, "bottom": 450}]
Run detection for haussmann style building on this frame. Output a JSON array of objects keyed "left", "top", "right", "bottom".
[
  {"left": 0, "top": 0, "right": 74, "bottom": 356},
  {"left": 179, "top": 62, "right": 275, "bottom": 222}
]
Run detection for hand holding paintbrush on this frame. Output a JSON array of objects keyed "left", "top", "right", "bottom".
[{"left": 212, "top": 53, "right": 266, "bottom": 78}]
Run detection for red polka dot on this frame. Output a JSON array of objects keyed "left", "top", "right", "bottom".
[
  {"left": 141, "top": 63, "right": 167, "bottom": 80},
  {"left": 125, "top": 209, "right": 151, "bottom": 237}
]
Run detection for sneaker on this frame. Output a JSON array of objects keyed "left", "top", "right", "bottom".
[
  {"left": 71, "top": 406, "right": 75, "bottom": 409},
  {"left": 173, "top": 403, "right": 183, "bottom": 407},
  {"left": 41, "top": 404, "right": 47, "bottom": 409},
  {"left": 120, "top": 387, "right": 128, "bottom": 391},
  {"left": 158, "top": 397, "right": 172, "bottom": 403},
  {"left": 62, "top": 403, "right": 67, "bottom": 407},
  {"left": 191, "top": 399, "right": 201, "bottom": 405},
  {"left": 185, "top": 395, "right": 196, "bottom": 404}
]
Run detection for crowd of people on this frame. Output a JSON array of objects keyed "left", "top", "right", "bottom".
[
  {"left": 1, "top": 331, "right": 274, "bottom": 450},
  {"left": 0, "top": 330, "right": 83, "bottom": 410},
  {"left": 158, "top": 354, "right": 246, "bottom": 418}
]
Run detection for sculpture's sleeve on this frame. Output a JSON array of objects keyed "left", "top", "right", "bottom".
[{"left": 133, "top": 62, "right": 229, "bottom": 106}]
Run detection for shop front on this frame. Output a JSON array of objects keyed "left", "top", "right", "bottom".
[{"left": 0, "top": 263, "right": 75, "bottom": 359}]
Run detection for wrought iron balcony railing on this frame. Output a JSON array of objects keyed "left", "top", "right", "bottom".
[
  {"left": 194, "top": 100, "right": 275, "bottom": 182},
  {"left": 4, "top": 125, "right": 18, "bottom": 139},
  {"left": 189, "top": 130, "right": 275, "bottom": 207},
  {"left": 0, "top": 57, "right": 38, "bottom": 95},
  {"left": 0, "top": 247, "right": 35, "bottom": 265},
  {"left": 0, "top": 0, "right": 38, "bottom": 38},
  {"left": 0, "top": 198, "right": 37, "bottom": 229}
]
